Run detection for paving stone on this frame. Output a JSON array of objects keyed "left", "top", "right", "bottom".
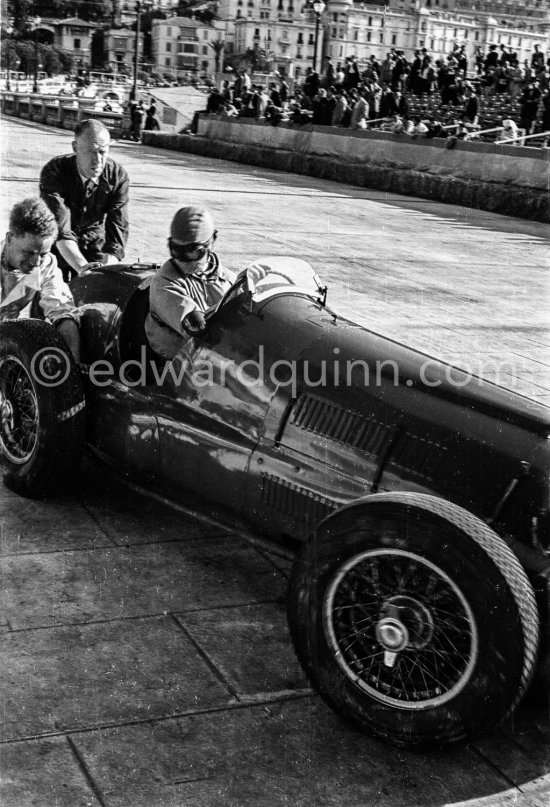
[
  {"left": 178, "top": 602, "right": 308, "bottom": 697},
  {"left": 0, "top": 736, "right": 101, "bottom": 807},
  {"left": 0, "top": 538, "right": 287, "bottom": 630},
  {"left": 0, "top": 616, "right": 230, "bottom": 740},
  {"left": 0, "top": 482, "right": 108, "bottom": 555},
  {"left": 72, "top": 699, "right": 514, "bottom": 807}
]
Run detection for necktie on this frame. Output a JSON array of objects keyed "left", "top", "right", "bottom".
[{"left": 84, "top": 180, "right": 94, "bottom": 198}]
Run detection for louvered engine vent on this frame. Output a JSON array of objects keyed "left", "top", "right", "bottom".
[
  {"left": 290, "top": 395, "right": 389, "bottom": 455},
  {"left": 260, "top": 472, "right": 337, "bottom": 523}
]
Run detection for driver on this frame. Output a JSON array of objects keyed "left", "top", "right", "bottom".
[{"left": 145, "top": 206, "right": 235, "bottom": 360}]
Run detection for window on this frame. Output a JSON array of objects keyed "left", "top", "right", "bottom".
[
  {"left": 166, "top": 42, "right": 171, "bottom": 52},
  {"left": 204, "top": 30, "right": 209, "bottom": 38},
  {"left": 181, "top": 27, "right": 195, "bottom": 37},
  {"left": 392, "top": 34, "right": 397, "bottom": 44},
  {"left": 379, "top": 31, "right": 383, "bottom": 42},
  {"left": 167, "top": 26, "right": 172, "bottom": 36},
  {"left": 255, "top": 27, "right": 260, "bottom": 34},
  {"left": 430, "top": 38, "right": 434, "bottom": 48},
  {"left": 297, "top": 32, "right": 303, "bottom": 43},
  {"left": 74, "top": 38, "right": 81, "bottom": 49},
  {"left": 368, "top": 16, "right": 372, "bottom": 24},
  {"left": 308, "top": 33, "right": 314, "bottom": 43},
  {"left": 332, "top": 27, "right": 337, "bottom": 36},
  {"left": 183, "top": 43, "right": 196, "bottom": 52},
  {"left": 332, "top": 11, "right": 337, "bottom": 19},
  {"left": 165, "top": 57, "right": 171, "bottom": 65},
  {"left": 354, "top": 29, "right": 358, "bottom": 40},
  {"left": 367, "top": 31, "right": 371, "bottom": 41},
  {"left": 475, "top": 30, "right": 479, "bottom": 40},
  {"left": 202, "top": 45, "right": 208, "bottom": 53}
]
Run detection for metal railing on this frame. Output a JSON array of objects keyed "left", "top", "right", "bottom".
[{"left": 496, "top": 129, "right": 550, "bottom": 146}]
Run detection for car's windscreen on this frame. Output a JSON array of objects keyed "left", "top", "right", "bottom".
[{"left": 217, "top": 257, "right": 325, "bottom": 311}]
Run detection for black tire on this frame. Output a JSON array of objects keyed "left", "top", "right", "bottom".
[
  {"left": 0, "top": 319, "right": 86, "bottom": 497},
  {"left": 288, "top": 492, "right": 540, "bottom": 748}
]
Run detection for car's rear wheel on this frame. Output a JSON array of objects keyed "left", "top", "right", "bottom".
[
  {"left": 288, "top": 493, "right": 540, "bottom": 748},
  {"left": 0, "top": 320, "right": 86, "bottom": 497}
]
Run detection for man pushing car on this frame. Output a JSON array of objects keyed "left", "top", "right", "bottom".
[{"left": 0, "top": 197, "right": 80, "bottom": 361}]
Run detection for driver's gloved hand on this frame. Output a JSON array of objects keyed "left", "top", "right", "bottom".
[{"left": 183, "top": 309, "right": 207, "bottom": 334}]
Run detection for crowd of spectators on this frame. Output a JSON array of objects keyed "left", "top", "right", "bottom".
[{"left": 199, "top": 44, "right": 550, "bottom": 146}]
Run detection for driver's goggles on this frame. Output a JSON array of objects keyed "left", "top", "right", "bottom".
[{"left": 168, "top": 237, "right": 213, "bottom": 262}]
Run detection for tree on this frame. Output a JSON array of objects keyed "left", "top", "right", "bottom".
[
  {"left": 244, "top": 45, "right": 269, "bottom": 72},
  {"left": 209, "top": 38, "right": 224, "bottom": 73},
  {"left": 8, "top": 0, "right": 33, "bottom": 37}
]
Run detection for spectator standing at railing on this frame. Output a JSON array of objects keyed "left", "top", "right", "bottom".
[
  {"left": 269, "top": 83, "right": 282, "bottom": 108},
  {"left": 462, "top": 86, "right": 480, "bottom": 126},
  {"left": 350, "top": 88, "right": 369, "bottom": 130},
  {"left": 303, "top": 67, "right": 320, "bottom": 99},
  {"left": 541, "top": 90, "right": 550, "bottom": 145},
  {"left": 332, "top": 89, "right": 349, "bottom": 126},
  {"left": 408, "top": 50, "right": 421, "bottom": 95},
  {"left": 494, "top": 64, "right": 510, "bottom": 95},
  {"left": 312, "top": 89, "right": 329, "bottom": 125},
  {"left": 380, "top": 53, "right": 394, "bottom": 87},
  {"left": 334, "top": 63, "right": 346, "bottom": 88},
  {"left": 343, "top": 56, "right": 360, "bottom": 92},
  {"left": 279, "top": 78, "right": 289, "bottom": 103},
  {"left": 419, "top": 56, "right": 436, "bottom": 100},
  {"left": 456, "top": 45, "right": 468, "bottom": 76},
  {"left": 366, "top": 81, "right": 382, "bottom": 119},
  {"left": 520, "top": 79, "right": 542, "bottom": 135},
  {"left": 322, "top": 57, "right": 335, "bottom": 89},
  {"left": 485, "top": 45, "right": 499, "bottom": 71},
  {"left": 531, "top": 45, "right": 545, "bottom": 75},
  {"left": 131, "top": 100, "right": 146, "bottom": 142},
  {"left": 379, "top": 84, "right": 397, "bottom": 118},
  {"left": 394, "top": 90, "right": 409, "bottom": 119},
  {"left": 509, "top": 61, "right": 525, "bottom": 100},
  {"left": 499, "top": 45, "right": 512, "bottom": 67},
  {"left": 391, "top": 51, "right": 407, "bottom": 92}
]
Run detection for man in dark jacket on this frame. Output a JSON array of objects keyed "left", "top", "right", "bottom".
[{"left": 40, "top": 119, "right": 129, "bottom": 280}]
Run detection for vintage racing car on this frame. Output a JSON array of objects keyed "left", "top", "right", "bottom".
[{"left": 1, "top": 257, "right": 549, "bottom": 748}]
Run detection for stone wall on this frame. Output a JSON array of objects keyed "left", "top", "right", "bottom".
[{"left": 143, "top": 115, "right": 550, "bottom": 223}]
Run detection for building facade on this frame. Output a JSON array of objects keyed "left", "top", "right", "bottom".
[
  {"left": 151, "top": 17, "right": 229, "bottom": 77},
  {"left": 36, "top": 17, "right": 96, "bottom": 69},
  {"left": 103, "top": 28, "right": 145, "bottom": 73}
]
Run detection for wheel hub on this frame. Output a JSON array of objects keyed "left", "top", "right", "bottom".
[
  {"left": 0, "top": 392, "right": 15, "bottom": 430},
  {"left": 378, "top": 596, "right": 434, "bottom": 651},
  {"left": 375, "top": 617, "right": 409, "bottom": 652}
]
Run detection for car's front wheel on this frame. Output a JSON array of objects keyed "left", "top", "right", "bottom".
[
  {"left": 0, "top": 320, "right": 86, "bottom": 497},
  {"left": 288, "top": 493, "right": 540, "bottom": 748}
]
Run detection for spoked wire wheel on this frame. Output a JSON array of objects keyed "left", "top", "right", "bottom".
[
  {"left": 0, "top": 355, "right": 40, "bottom": 464},
  {"left": 0, "top": 319, "right": 86, "bottom": 497},
  {"left": 288, "top": 493, "right": 540, "bottom": 748},
  {"left": 324, "top": 548, "right": 478, "bottom": 710}
]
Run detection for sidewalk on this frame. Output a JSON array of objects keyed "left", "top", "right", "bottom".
[{"left": 1, "top": 460, "right": 549, "bottom": 807}]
